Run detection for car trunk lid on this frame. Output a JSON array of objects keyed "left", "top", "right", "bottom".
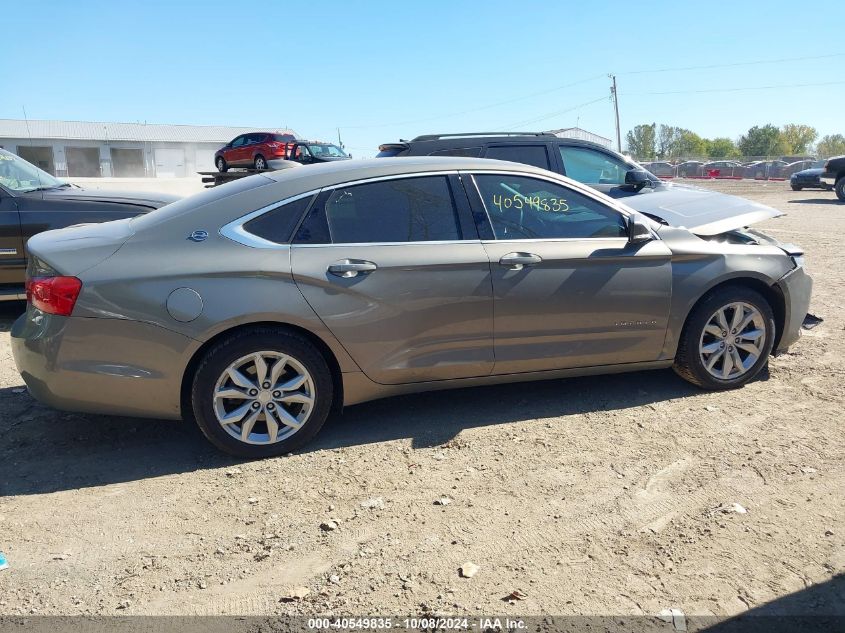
[{"left": 25, "top": 219, "right": 135, "bottom": 276}]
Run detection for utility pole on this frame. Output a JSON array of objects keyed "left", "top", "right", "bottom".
[{"left": 609, "top": 74, "right": 622, "bottom": 152}]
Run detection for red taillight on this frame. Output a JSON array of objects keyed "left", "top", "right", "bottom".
[{"left": 25, "top": 276, "right": 82, "bottom": 316}]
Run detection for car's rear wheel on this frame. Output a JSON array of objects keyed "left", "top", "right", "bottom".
[
  {"left": 216, "top": 156, "right": 228, "bottom": 172},
  {"left": 835, "top": 177, "right": 845, "bottom": 201},
  {"left": 254, "top": 155, "right": 267, "bottom": 170},
  {"left": 674, "top": 286, "right": 775, "bottom": 390},
  {"left": 190, "top": 328, "right": 333, "bottom": 458},
  {"left": 791, "top": 184, "right": 802, "bottom": 191}
]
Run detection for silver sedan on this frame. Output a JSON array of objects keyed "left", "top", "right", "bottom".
[{"left": 12, "top": 157, "right": 812, "bottom": 457}]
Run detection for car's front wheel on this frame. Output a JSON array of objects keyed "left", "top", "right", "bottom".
[
  {"left": 254, "top": 155, "right": 267, "bottom": 170},
  {"left": 791, "top": 184, "right": 802, "bottom": 191},
  {"left": 835, "top": 177, "right": 845, "bottom": 201},
  {"left": 674, "top": 286, "right": 775, "bottom": 390},
  {"left": 190, "top": 328, "right": 334, "bottom": 457},
  {"left": 216, "top": 156, "right": 228, "bottom": 172}
]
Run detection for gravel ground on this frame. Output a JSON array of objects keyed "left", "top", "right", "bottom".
[{"left": 0, "top": 180, "right": 842, "bottom": 620}]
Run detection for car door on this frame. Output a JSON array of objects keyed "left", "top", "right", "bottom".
[
  {"left": 227, "top": 135, "right": 247, "bottom": 166},
  {"left": 467, "top": 170, "right": 672, "bottom": 374},
  {"left": 0, "top": 187, "right": 24, "bottom": 286},
  {"left": 290, "top": 173, "right": 494, "bottom": 385},
  {"left": 557, "top": 144, "right": 634, "bottom": 198}
]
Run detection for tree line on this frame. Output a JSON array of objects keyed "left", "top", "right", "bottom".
[{"left": 625, "top": 123, "right": 845, "bottom": 160}]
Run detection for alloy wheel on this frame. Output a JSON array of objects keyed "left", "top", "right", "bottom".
[
  {"left": 699, "top": 302, "right": 766, "bottom": 380},
  {"left": 213, "top": 351, "right": 315, "bottom": 445},
  {"left": 255, "top": 157, "right": 266, "bottom": 169}
]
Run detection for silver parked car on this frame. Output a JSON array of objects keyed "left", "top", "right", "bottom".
[{"left": 12, "top": 157, "right": 812, "bottom": 457}]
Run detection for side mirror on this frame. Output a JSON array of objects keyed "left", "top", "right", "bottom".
[
  {"left": 624, "top": 168, "right": 651, "bottom": 192},
  {"left": 628, "top": 213, "right": 653, "bottom": 244}
]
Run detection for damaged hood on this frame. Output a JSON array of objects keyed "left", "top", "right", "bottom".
[{"left": 621, "top": 182, "right": 784, "bottom": 236}]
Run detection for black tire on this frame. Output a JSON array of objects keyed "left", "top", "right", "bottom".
[
  {"left": 791, "top": 185, "right": 802, "bottom": 191},
  {"left": 835, "top": 177, "right": 845, "bottom": 202},
  {"left": 216, "top": 156, "right": 228, "bottom": 173},
  {"left": 190, "top": 327, "right": 334, "bottom": 458},
  {"left": 254, "top": 155, "right": 267, "bottom": 170},
  {"left": 673, "top": 286, "right": 775, "bottom": 390}
]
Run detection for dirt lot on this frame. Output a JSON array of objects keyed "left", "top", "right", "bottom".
[{"left": 0, "top": 180, "right": 842, "bottom": 621}]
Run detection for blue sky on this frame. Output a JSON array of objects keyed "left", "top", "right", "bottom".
[{"left": 3, "top": 0, "right": 843, "bottom": 156}]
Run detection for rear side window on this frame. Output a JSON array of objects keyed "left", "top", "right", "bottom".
[
  {"left": 559, "top": 146, "right": 630, "bottom": 185},
  {"left": 297, "top": 176, "right": 462, "bottom": 244},
  {"left": 484, "top": 145, "right": 551, "bottom": 170},
  {"left": 428, "top": 147, "right": 483, "bottom": 158},
  {"left": 243, "top": 195, "right": 314, "bottom": 244}
]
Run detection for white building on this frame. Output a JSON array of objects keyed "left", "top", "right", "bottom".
[
  {"left": 0, "top": 119, "right": 298, "bottom": 178},
  {"left": 545, "top": 127, "right": 613, "bottom": 149}
]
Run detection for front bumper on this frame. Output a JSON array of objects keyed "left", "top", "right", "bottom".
[
  {"left": 774, "top": 264, "right": 813, "bottom": 353},
  {"left": 11, "top": 310, "right": 197, "bottom": 420}
]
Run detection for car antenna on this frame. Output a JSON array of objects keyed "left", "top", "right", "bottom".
[{"left": 22, "top": 105, "right": 43, "bottom": 190}]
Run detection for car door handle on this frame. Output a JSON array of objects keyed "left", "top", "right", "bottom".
[
  {"left": 327, "top": 259, "right": 378, "bottom": 278},
  {"left": 499, "top": 252, "right": 542, "bottom": 270}
]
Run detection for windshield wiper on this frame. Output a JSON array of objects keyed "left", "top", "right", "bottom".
[{"left": 23, "top": 183, "right": 72, "bottom": 192}]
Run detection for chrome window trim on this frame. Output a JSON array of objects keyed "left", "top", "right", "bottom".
[
  {"left": 318, "top": 169, "right": 461, "bottom": 191},
  {"left": 219, "top": 190, "right": 318, "bottom": 249},
  {"left": 219, "top": 168, "right": 657, "bottom": 250}
]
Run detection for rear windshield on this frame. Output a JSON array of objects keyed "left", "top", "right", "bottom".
[
  {"left": 273, "top": 133, "right": 296, "bottom": 142},
  {"left": 130, "top": 174, "right": 273, "bottom": 230},
  {"left": 376, "top": 148, "right": 406, "bottom": 158}
]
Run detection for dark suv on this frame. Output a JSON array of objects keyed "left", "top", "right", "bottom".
[
  {"left": 378, "top": 132, "right": 786, "bottom": 230},
  {"left": 378, "top": 133, "right": 661, "bottom": 200}
]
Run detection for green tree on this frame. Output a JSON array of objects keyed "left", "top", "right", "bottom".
[
  {"left": 625, "top": 123, "right": 657, "bottom": 159},
  {"left": 706, "top": 137, "right": 739, "bottom": 158},
  {"left": 780, "top": 124, "right": 817, "bottom": 154},
  {"left": 738, "top": 124, "right": 788, "bottom": 157},
  {"left": 656, "top": 124, "right": 680, "bottom": 159},
  {"left": 675, "top": 129, "right": 708, "bottom": 158},
  {"left": 816, "top": 134, "right": 845, "bottom": 158}
]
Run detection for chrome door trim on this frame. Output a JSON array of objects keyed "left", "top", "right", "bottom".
[{"left": 0, "top": 248, "right": 18, "bottom": 255}]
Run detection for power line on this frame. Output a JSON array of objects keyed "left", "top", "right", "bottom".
[
  {"left": 339, "top": 74, "right": 605, "bottom": 130},
  {"left": 502, "top": 96, "right": 609, "bottom": 130},
  {"left": 617, "top": 52, "right": 845, "bottom": 76},
  {"left": 623, "top": 79, "right": 845, "bottom": 96}
]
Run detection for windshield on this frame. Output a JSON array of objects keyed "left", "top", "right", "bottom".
[
  {"left": 812, "top": 160, "right": 825, "bottom": 169},
  {"left": 306, "top": 144, "right": 348, "bottom": 158},
  {"left": 0, "top": 148, "right": 65, "bottom": 192}
]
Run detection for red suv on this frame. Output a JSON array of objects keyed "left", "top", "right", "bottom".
[{"left": 215, "top": 132, "right": 296, "bottom": 172}]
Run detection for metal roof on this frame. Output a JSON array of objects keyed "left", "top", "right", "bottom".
[{"left": 0, "top": 119, "right": 298, "bottom": 143}]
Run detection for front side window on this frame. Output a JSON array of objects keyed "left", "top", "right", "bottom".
[
  {"left": 473, "top": 174, "right": 627, "bottom": 240},
  {"left": 299, "top": 176, "right": 462, "bottom": 244},
  {"left": 484, "top": 145, "right": 551, "bottom": 171},
  {"left": 559, "top": 146, "right": 630, "bottom": 185},
  {"left": 231, "top": 136, "right": 245, "bottom": 148}
]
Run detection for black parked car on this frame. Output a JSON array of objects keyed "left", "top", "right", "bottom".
[
  {"left": 790, "top": 160, "right": 830, "bottom": 191},
  {"left": 0, "top": 149, "right": 179, "bottom": 297},
  {"left": 821, "top": 155, "right": 845, "bottom": 200}
]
